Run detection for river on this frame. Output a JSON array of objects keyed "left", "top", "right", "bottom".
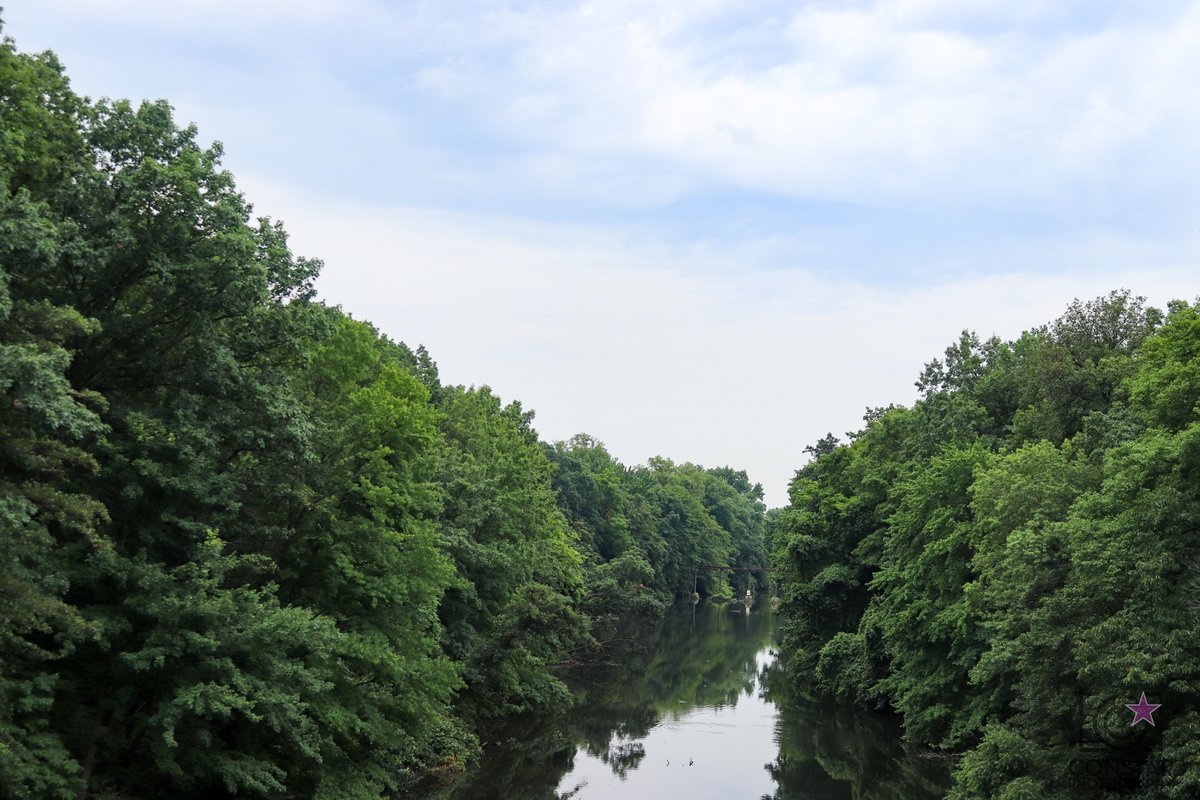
[{"left": 435, "top": 601, "right": 954, "bottom": 799}]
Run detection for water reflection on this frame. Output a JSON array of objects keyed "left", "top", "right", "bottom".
[
  {"left": 430, "top": 603, "right": 952, "bottom": 800},
  {"left": 763, "top": 669, "right": 955, "bottom": 799}
]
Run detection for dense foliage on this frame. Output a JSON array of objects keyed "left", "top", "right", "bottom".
[
  {"left": 772, "top": 291, "right": 1200, "bottom": 798},
  {"left": 0, "top": 29, "right": 768, "bottom": 799},
  {"left": 548, "top": 436, "right": 769, "bottom": 619}
]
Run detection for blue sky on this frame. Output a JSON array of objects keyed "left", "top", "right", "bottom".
[{"left": 7, "top": 1, "right": 1200, "bottom": 505}]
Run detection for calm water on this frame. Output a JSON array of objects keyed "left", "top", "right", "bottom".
[{"left": 435, "top": 602, "right": 953, "bottom": 800}]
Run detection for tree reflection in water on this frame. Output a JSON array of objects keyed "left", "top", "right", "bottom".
[
  {"left": 427, "top": 604, "right": 952, "bottom": 800},
  {"left": 761, "top": 663, "right": 955, "bottom": 800}
]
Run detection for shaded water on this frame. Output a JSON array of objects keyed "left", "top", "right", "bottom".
[{"left": 437, "top": 602, "right": 953, "bottom": 799}]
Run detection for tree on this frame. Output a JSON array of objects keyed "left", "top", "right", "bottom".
[
  {"left": 0, "top": 32, "right": 109, "bottom": 798},
  {"left": 775, "top": 291, "right": 1200, "bottom": 798},
  {"left": 271, "top": 309, "right": 466, "bottom": 795},
  {"left": 436, "top": 386, "right": 590, "bottom": 720}
]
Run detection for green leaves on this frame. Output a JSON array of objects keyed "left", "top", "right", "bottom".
[
  {"left": 1, "top": 27, "right": 461, "bottom": 796},
  {"left": 868, "top": 445, "right": 994, "bottom": 746},
  {"left": 774, "top": 292, "right": 1200, "bottom": 798},
  {"left": 0, "top": 55, "right": 110, "bottom": 786},
  {"left": 437, "top": 387, "right": 590, "bottom": 720},
  {"left": 1128, "top": 300, "right": 1200, "bottom": 430},
  {"left": 91, "top": 549, "right": 338, "bottom": 795},
  {"left": 0, "top": 23, "right": 767, "bottom": 798},
  {"left": 272, "top": 311, "right": 465, "bottom": 793}
]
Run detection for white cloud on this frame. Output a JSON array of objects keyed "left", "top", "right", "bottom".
[
  {"left": 12, "top": 1, "right": 1200, "bottom": 219},
  {"left": 364, "top": 0, "right": 1200, "bottom": 210},
  {"left": 9, "top": 0, "right": 1200, "bottom": 505},
  {"left": 241, "top": 174, "right": 1200, "bottom": 506}
]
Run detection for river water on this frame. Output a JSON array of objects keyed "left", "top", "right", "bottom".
[{"left": 437, "top": 602, "right": 954, "bottom": 799}]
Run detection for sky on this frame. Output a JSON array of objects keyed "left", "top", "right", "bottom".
[{"left": 6, "top": 1, "right": 1200, "bottom": 506}]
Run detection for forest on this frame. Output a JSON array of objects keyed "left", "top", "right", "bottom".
[
  {"left": 0, "top": 30, "right": 768, "bottom": 799},
  {"left": 771, "top": 290, "right": 1200, "bottom": 798},
  {"left": 6, "top": 19, "right": 1200, "bottom": 800}
]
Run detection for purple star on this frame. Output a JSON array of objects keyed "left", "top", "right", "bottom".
[{"left": 1125, "top": 692, "right": 1161, "bottom": 727}]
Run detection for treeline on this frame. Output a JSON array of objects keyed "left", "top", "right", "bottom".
[
  {"left": 772, "top": 290, "right": 1200, "bottom": 798},
  {"left": 0, "top": 30, "right": 766, "bottom": 799}
]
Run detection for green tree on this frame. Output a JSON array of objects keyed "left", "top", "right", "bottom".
[
  {"left": 436, "top": 386, "right": 590, "bottom": 720},
  {"left": 0, "top": 31, "right": 111, "bottom": 797},
  {"left": 775, "top": 292, "right": 1200, "bottom": 799},
  {"left": 272, "top": 309, "right": 466, "bottom": 795},
  {"left": 547, "top": 434, "right": 634, "bottom": 563},
  {"left": 1008, "top": 291, "right": 1159, "bottom": 445},
  {"left": 866, "top": 444, "right": 994, "bottom": 746},
  {"left": 0, "top": 200, "right": 107, "bottom": 798}
]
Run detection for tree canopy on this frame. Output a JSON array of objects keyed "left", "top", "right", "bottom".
[
  {"left": 0, "top": 26, "right": 769, "bottom": 798},
  {"left": 773, "top": 290, "right": 1200, "bottom": 799}
]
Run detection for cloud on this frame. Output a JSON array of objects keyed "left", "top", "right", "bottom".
[
  {"left": 14, "top": 0, "right": 1200, "bottom": 223},
  {"left": 8, "top": 1, "right": 1200, "bottom": 503},
  {"left": 333, "top": 0, "right": 1200, "bottom": 215},
  {"left": 241, "top": 174, "right": 1200, "bottom": 506}
]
